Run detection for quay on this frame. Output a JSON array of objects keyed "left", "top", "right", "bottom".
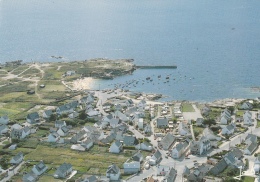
[{"left": 135, "top": 65, "right": 177, "bottom": 69}]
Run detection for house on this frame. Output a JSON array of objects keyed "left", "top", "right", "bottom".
[
  {"left": 240, "top": 102, "right": 253, "bottom": 110},
  {"left": 0, "top": 124, "right": 8, "bottom": 135},
  {"left": 109, "top": 140, "right": 123, "bottom": 154},
  {"left": 23, "top": 171, "right": 38, "bottom": 182},
  {"left": 54, "top": 163, "right": 73, "bottom": 178},
  {"left": 190, "top": 137, "right": 211, "bottom": 155},
  {"left": 201, "top": 106, "right": 211, "bottom": 116},
  {"left": 220, "top": 115, "right": 229, "bottom": 125},
  {"left": 244, "top": 142, "right": 258, "bottom": 155},
  {"left": 47, "top": 132, "right": 60, "bottom": 143},
  {"left": 103, "top": 114, "right": 113, "bottom": 123},
  {"left": 123, "top": 135, "right": 137, "bottom": 146},
  {"left": 11, "top": 126, "right": 30, "bottom": 139},
  {"left": 138, "top": 118, "right": 144, "bottom": 129},
  {"left": 132, "top": 151, "right": 143, "bottom": 162},
  {"left": 156, "top": 117, "right": 168, "bottom": 128},
  {"left": 81, "top": 138, "right": 94, "bottom": 150},
  {"left": 149, "top": 150, "right": 162, "bottom": 165},
  {"left": 245, "top": 134, "right": 258, "bottom": 145},
  {"left": 106, "top": 164, "right": 121, "bottom": 181},
  {"left": 221, "top": 123, "right": 235, "bottom": 135},
  {"left": 159, "top": 133, "right": 175, "bottom": 150},
  {"left": 209, "top": 158, "right": 228, "bottom": 175},
  {"left": 196, "top": 118, "right": 204, "bottom": 126},
  {"left": 163, "top": 167, "right": 177, "bottom": 182},
  {"left": 10, "top": 152, "right": 23, "bottom": 164},
  {"left": 171, "top": 141, "right": 189, "bottom": 159},
  {"left": 81, "top": 94, "right": 94, "bottom": 105},
  {"left": 157, "top": 165, "right": 171, "bottom": 176},
  {"left": 109, "top": 118, "right": 120, "bottom": 128},
  {"left": 202, "top": 128, "right": 221, "bottom": 141},
  {"left": 178, "top": 122, "right": 190, "bottom": 136},
  {"left": 57, "top": 126, "right": 69, "bottom": 136},
  {"left": 56, "top": 102, "right": 77, "bottom": 115},
  {"left": 9, "top": 144, "right": 17, "bottom": 150},
  {"left": 0, "top": 115, "right": 9, "bottom": 124},
  {"left": 55, "top": 120, "right": 66, "bottom": 128},
  {"left": 26, "top": 112, "right": 40, "bottom": 124},
  {"left": 144, "top": 124, "right": 152, "bottom": 135},
  {"left": 32, "top": 161, "right": 48, "bottom": 176},
  {"left": 70, "top": 130, "right": 87, "bottom": 144},
  {"left": 254, "top": 156, "right": 260, "bottom": 174},
  {"left": 42, "top": 110, "right": 53, "bottom": 119},
  {"left": 69, "top": 111, "right": 79, "bottom": 119},
  {"left": 243, "top": 111, "right": 253, "bottom": 125},
  {"left": 135, "top": 142, "right": 153, "bottom": 151},
  {"left": 123, "top": 161, "right": 140, "bottom": 174},
  {"left": 224, "top": 150, "right": 244, "bottom": 168},
  {"left": 113, "top": 110, "right": 128, "bottom": 122},
  {"left": 138, "top": 99, "right": 146, "bottom": 108}
]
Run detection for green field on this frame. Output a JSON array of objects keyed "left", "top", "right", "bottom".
[
  {"left": 241, "top": 176, "right": 255, "bottom": 182},
  {"left": 182, "top": 103, "right": 195, "bottom": 112},
  {"left": 193, "top": 125, "right": 204, "bottom": 138}
]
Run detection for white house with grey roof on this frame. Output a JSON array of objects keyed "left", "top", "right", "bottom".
[
  {"left": 149, "top": 150, "right": 162, "bottom": 165},
  {"left": 11, "top": 126, "right": 30, "bottom": 139},
  {"left": 243, "top": 111, "right": 253, "bottom": 126},
  {"left": 240, "top": 102, "right": 253, "bottom": 110},
  {"left": 123, "top": 161, "right": 140, "bottom": 174},
  {"left": 171, "top": 141, "right": 189, "bottom": 159},
  {"left": 163, "top": 167, "right": 177, "bottom": 182},
  {"left": 159, "top": 133, "right": 175, "bottom": 150},
  {"left": 47, "top": 132, "right": 60, "bottom": 143},
  {"left": 0, "top": 124, "right": 8, "bottom": 135},
  {"left": 0, "top": 115, "right": 9, "bottom": 124},
  {"left": 178, "top": 122, "right": 190, "bottom": 136},
  {"left": 55, "top": 120, "right": 66, "bottom": 128},
  {"left": 221, "top": 123, "right": 235, "bottom": 135},
  {"left": 57, "top": 126, "right": 69, "bottom": 136},
  {"left": 202, "top": 128, "right": 221, "bottom": 141},
  {"left": 123, "top": 135, "right": 137, "bottom": 146},
  {"left": 10, "top": 152, "right": 24, "bottom": 164},
  {"left": 32, "top": 161, "right": 48, "bottom": 176},
  {"left": 135, "top": 142, "right": 153, "bottom": 151},
  {"left": 109, "top": 141, "right": 123, "bottom": 154},
  {"left": 26, "top": 112, "right": 40, "bottom": 124},
  {"left": 244, "top": 142, "right": 258, "bottom": 155},
  {"left": 23, "top": 171, "right": 38, "bottom": 182},
  {"left": 106, "top": 164, "right": 121, "bottom": 181},
  {"left": 156, "top": 117, "right": 168, "bottom": 128},
  {"left": 54, "top": 163, "right": 73, "bottom": 179},
  {"left": 42, "top": 110, "right": 53, "bottom": 119}
]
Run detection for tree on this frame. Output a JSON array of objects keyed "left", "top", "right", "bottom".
[
  {"left": 49, "top": 114, "right": 57, "bottom": 122},
  {"left": 203, "top": 119, "right": 216, "bottom": 126},
  {"left": 79, "top": 110, "right": 87, "bottom": 120},
  {"left": 227, "top": 106, "right": 235, "bottom": 115}
]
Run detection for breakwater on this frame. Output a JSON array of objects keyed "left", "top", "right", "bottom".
[{"left": 136, "top": 65, "right": 177, "bottom": 69}]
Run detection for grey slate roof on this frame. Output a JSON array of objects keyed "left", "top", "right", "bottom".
[
  {"left": 209, "top": 159, "right": 228, "bottom": 175},
  {"left": 123, "top": 135, "right": 137, "bottom": 146},
  {"left": 23, "top": 171, "right": 38, "bottom": 182},
  {"left": 159, "top": 133, "right": 175, "bottom": 150},
  {"left": 157, "top": 117, "right": 168, "bottom": 127},
  {"left": 107, "top": 164, "right": 120, "bottom": 174},
  {"left": 132, "top": 151, "right": 143, "bottom": 162},
  {"left": 27, "top": 112, "right": 40, "bottom": 122},
  {"left": 164, "top": 167, "right": 177, "bottom": 182},
  {"left": 153, "top": 150, "right": 162, "bottom": 160},
  {"left": 55, "top": 163, "right": 72, "bottom": 176}
]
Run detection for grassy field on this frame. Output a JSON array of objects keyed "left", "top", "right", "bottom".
[
  {"left": 193, "top": 125, "right": 204, "bottom": 138},
  {"left": 241, "top": 176, "right": 255, "bottom": 182},
  {"left": 182, "top": 103, "right": 195, "bottom": 112},
  {"left": 236, "top": 110, "right": 244, "bottom": 117},
  {"left": 257, "top": 120, "right": 260, "bottom": 128}
]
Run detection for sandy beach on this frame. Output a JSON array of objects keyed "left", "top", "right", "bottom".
[{"left": 72, "top": 77, "right": 95, "bottom": 90}]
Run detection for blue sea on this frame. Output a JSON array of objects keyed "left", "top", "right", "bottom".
[{"left": 0, "top": 0, "right": 259, "bottom": 101}]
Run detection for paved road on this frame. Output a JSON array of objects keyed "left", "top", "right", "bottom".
[{"left": 2, "top": 161, "right": 25, "bottom": 182}]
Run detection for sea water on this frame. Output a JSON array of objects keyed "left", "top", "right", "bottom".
[{"left": 0, "top": 0, "right": 259, "bottom": 101}]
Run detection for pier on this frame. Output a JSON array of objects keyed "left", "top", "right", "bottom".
[{"left": 135, "top": 65, "right": 177, "bottom": 69}]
